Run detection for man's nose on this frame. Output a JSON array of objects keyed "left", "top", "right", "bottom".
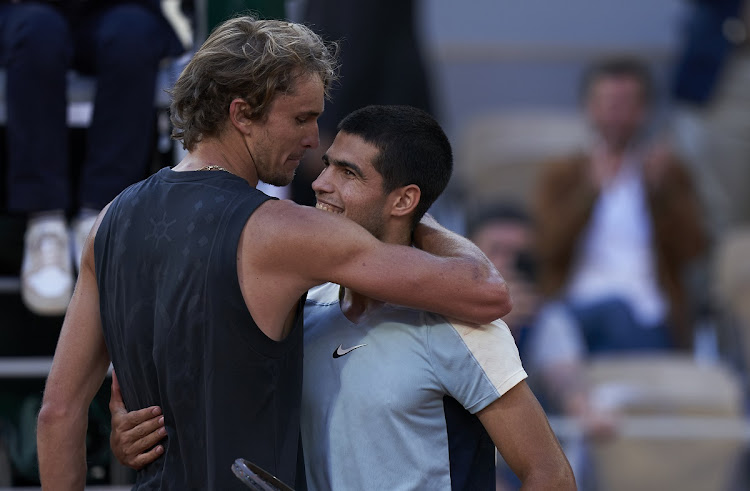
[
  {"left": 303, "top": 122, "right": 320, "bottom": 149},
  {"left": 311, "top": 166, "right": 330, "bottom": 194}
]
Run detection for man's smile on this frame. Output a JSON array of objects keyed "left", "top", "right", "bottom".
[{"left": 315, "top": 201, "right": 344, "bottom": 214}]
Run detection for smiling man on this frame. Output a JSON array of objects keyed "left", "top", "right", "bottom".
[
  {"left": 301, "top": 106, "right": 573, "bottom": 490},
  {"left": 110, "top": 105, "right": 574, "bottom": 490}
]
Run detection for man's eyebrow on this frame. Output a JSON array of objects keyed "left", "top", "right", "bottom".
[
  {"left": 299, "top": 109, "right": 322, "bottom": 118},
  {"left": 322, "top": 154, "right": 364, "bottom": 178}
]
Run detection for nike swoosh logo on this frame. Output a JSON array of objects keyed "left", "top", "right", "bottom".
[{"left": 332, "top": 343, "right": 367, "bottom": 358}]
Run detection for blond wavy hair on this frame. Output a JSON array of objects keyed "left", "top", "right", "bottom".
[{"left": 170, "top": 16, "right": 338, "bottom": 151}]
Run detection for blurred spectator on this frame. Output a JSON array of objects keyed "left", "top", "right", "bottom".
[
  {"left": 671, "top": 0, "right": 750, "bottom": 234},
  {"left": 467, "top": 201, "right": 545, "bottom": 491},
  {"left": 527, "top": 56, "right": 708, "bottom": 436},
  {"left": 467, "top": 202, "right": 539, "bottom": 358},
  {"left": 292, "top": 0, "right": 434, "bottom": 206},
  {"left": 0, "top": 0, "right": 185, "bottom": 315}
]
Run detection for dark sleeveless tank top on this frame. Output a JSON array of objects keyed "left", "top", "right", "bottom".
[{"left": 95, "top": 167, "right": 304, "bottom": 490}]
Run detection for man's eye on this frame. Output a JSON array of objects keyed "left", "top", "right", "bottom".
[{"left": 296, "top": 117, "right": 307, "bottom": 124}]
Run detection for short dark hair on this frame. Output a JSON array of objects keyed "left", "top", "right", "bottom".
[
  {"left": 579, "top": 56, "right": 654, "bottom": 104},
  {"left": 467, "top": 201, "right": 537, "bottom": 282},
  {"left": 337, "top": 105, "right": 453, "bottom": 228},
  {"left": 466, "top": 201, "right": 531, "bottom": 241}
]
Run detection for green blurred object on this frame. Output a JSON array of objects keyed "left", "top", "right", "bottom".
[{"left": 206, "top": 0, "right": 286, "bottom": 32}]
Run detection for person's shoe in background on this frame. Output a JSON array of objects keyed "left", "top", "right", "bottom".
[{"left": 20, "top": 212, "right": 73, "bottom": 316}]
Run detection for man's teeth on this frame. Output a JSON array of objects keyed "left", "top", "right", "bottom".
[{"left": 316, "top": 203, "right": 343, "bottom": 214}]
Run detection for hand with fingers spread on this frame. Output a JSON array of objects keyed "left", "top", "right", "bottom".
[{"left": 109, "top": 371, "right": 167, "bottom": 470}]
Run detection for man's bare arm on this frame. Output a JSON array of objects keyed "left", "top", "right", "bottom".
[
  {"left": 478, "top": 381, "right": 576, "bottom": 490},
  {"left": 412, "top": 213, "right": 511, "bottom": 314},
  {"left": 245, "top": 201, "right": 511, "bottom": 328},
  {"left": 413, "top": 214, "right": 491, "bottom": 266},
  {"left": 37, "top": 214, "right": 111, "bottom": 490}
]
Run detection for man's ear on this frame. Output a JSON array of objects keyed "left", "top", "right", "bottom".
[
  {"left": 389, "top": 184, "right": 421, "bottom": 218},
  {"left": 229, "top": 98, "right": 254, "bottom": 135}
]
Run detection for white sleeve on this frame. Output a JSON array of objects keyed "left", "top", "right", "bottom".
[{"left": 427, "top": 315, "right": 528, "bottom": 414}]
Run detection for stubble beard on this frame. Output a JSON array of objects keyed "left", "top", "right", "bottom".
[{"left": 260, "top": 166, "right": 296, "bottom": 187}]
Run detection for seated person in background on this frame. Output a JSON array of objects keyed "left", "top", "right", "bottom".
[
  {"left": 0, "top": 0, "right": 186, "bottom": 315},
  {"left": 528, "top": 56, "right": 708, "bottom": 434},
  {"left": 109, "top": 105, "right": 576, "bottom": 490},
  {"left": 466, "top": 201, "right": 548, "bottom": 491},
  {"left": 467, "top": 202, "right": 540, "bottom": 359}
]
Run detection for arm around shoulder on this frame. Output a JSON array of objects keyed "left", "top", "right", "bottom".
[
  {"left": 252, "top": 202, "right": 511, "bottom": 324},
  {"left": 411, "top": 214, "right": 512, "bottom": 322}
]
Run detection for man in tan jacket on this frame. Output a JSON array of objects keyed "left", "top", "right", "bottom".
[{"left": 529, "top": 56, "right": 707, "bottom": 438}]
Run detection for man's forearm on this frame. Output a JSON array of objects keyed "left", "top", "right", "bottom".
[
  {"left": 38, "top": 405, "right": 88, "bottom": 490},
  {"left": 413, "top": 214, "right": 497, "bottom": 276},
  {"left": 413, "top": 214, "right": 512, "bottom": 321},
  {"left": 520, "top": 466, "right": 577, "bottom": 491}
]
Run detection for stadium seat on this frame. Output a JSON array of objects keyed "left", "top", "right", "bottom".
[
  {"left": 454, "top": 110, "right": 590, "bottom": 209},
  {"left": 714, "top": 226, "right": 750, "bottom": 383},
  {"left": 584, "top": 354, "right": 747, "bottom": 491}
]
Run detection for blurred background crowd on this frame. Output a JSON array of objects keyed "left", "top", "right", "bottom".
[{"left": 1, "top": 0, "right": 750, "bottom": 489}]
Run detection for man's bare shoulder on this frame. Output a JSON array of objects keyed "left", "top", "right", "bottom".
[
  {"left": 240, "top": 199, "right": 373, "bottom": 274},
  {"left": 247, "top": 198, "right": 366, "bottom": 246},
  {"left": 249, "top": 198, "right": 318, "bottom": 227},
  {"left": 81, "top": 202, "right": 114, "bottom": 274},
  {"left": 236, "top": 199, "right": 380, "bottom": 300}
]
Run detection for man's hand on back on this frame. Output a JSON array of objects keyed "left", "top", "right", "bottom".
[{"left": 109, "top": 371, "right": 167, "bottom": 470}]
